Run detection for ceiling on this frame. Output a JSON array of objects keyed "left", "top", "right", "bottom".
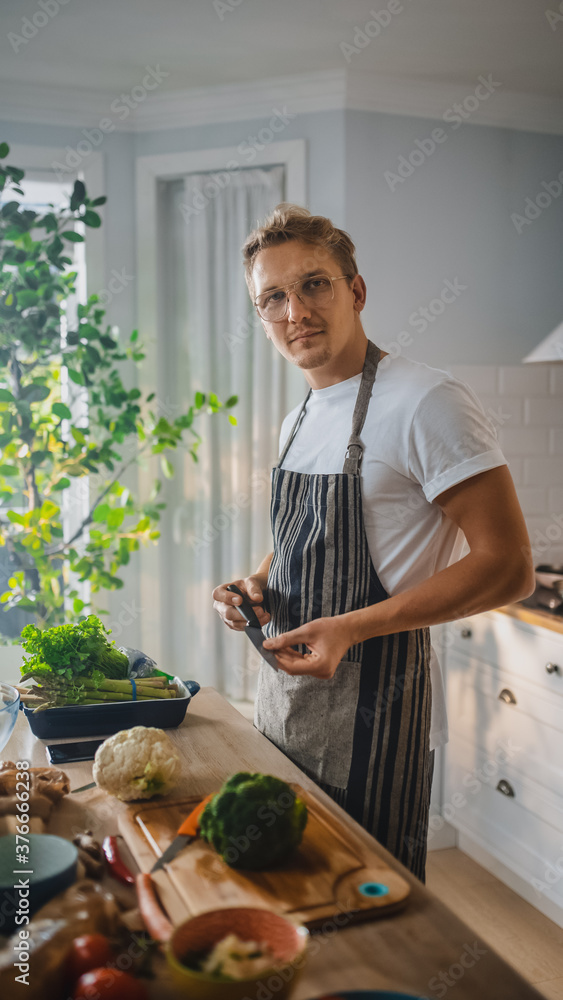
[{"left": 0, "top": 0, "right": 561, "bottom": 129}]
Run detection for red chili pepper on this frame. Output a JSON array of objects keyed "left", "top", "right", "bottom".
[{"left": 102, "top": 835, "right": 136, "bottom": 885}]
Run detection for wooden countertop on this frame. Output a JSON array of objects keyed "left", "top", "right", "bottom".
[
  {"left": 497, "top": 602, "right": 563, "bottom": 636},
  {"left": 7, "top": 687, "right": 545, "bottom": 1000}
]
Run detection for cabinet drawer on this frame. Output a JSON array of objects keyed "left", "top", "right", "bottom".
[
  {"left": 447, "top": 651, "right": 563, "bottom": 789},
  {"left": 445, "top": 733, "right": 563, "bottom": 836},
  {"left": 448, "top": 649, "right": 563, "bottom": 731},
  {"left": 446, "top": 613, "right": 563, "bottom": 697},
  {"left": 445, "top": 738, "right": 563, "bottom": 902}
]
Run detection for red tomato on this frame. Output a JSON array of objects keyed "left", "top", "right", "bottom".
[
  {"left": 65, "top": 934, "right": 115, "bottom": 984},
  {"left": 72, "top": 968, "right": 149, "bottom": 1000}
]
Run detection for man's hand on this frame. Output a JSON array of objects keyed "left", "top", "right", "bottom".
[
  {"left": 212, "top": 575, "right": 271, "bottom": 631},
  {"left": 263, "top": 615, "right": 355, "bottom": 678}
]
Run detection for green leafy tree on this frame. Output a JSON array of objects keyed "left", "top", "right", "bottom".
[{"left": 0, "top": 141, "right": 236, "bottom": 631}]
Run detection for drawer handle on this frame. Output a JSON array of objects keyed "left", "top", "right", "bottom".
[
  {"left": 498, "top": 688, "right": 517, "bottom": 705},
  {"left": 460, "top": 627, "right": 472, "bottom": 639},
  {"left": 546, "top": 662, "right": 561, "bottom": 676},
  {"left": 496, "top": 779, "right": 515, "bottom": 798}
]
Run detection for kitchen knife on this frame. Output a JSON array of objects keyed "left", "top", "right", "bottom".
[
  {"left": 150, "top": 792, "right": 215, "bottom": 872},
  {"left": 226, "top": 584, "right": 279, "bottom": 671}
]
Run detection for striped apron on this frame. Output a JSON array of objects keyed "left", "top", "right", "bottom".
[{"left": 255, "top": 340, "right": 433, "bottom": 880}]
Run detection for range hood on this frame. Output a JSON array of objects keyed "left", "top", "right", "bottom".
[{"left": 522, "top": 320, "right": 563, "bottom": 363}]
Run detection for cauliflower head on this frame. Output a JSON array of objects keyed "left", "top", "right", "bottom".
[
  {"left": 93, "top": 725, "right": 181, "bottom": 801},
  {"left": 199, "top": 772, "right": 308, "bottom": 870}
]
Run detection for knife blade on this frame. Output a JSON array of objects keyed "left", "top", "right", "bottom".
[
  {"left": 150, "top": 792, "right": 215, "bottom": 872},
  {"left": 226, "top": 584, "right": 279, "bottom": 671}
]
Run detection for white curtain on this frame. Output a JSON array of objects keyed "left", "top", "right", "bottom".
[{"left": 157, "top": 166, "right": 305, "bottom": 700}]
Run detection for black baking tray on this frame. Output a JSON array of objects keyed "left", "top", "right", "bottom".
[{"left": 20, "top": 678, "right": 200, "bottom": 739}]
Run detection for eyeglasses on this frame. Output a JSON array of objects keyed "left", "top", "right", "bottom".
[{"left": 254, "top": 273, "right": 352, "bottom": 323}]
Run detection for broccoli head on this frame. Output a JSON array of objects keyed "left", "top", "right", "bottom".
[{"left": 199, "top": 772, "right": 308, "bottom": 870}]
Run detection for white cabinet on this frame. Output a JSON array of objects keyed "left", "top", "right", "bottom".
[{"left": 444, "top": 610, "right": 563, "bottom": 926}]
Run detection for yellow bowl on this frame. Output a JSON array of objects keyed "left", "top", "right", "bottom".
[{"left": 165, "top": 906, "right": 308, "bottom": 1000}]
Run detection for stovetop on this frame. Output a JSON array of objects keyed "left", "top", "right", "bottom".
[{"left": 520, "top": 587, "right": 563, "bottom": 618}]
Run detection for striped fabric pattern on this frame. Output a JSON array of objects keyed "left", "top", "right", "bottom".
[{"left": 255, "top": 340, "right": 433, "bottom": 880}]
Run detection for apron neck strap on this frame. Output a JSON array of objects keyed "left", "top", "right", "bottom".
[
  {"left": 277, "top": 387, "right": 312, "bottom": 468},
  {"left": 276, "top": 340, "right": 381, "bottom": 472},
  {"left": 342, "top": 340, "right": 381, "bottom": 475}
]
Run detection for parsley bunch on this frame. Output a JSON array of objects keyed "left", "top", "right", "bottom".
[{"left": 20, "top": 615, "right": 129, "bottom": 681}]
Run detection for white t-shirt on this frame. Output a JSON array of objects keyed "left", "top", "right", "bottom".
[{"left": 278, "top": 353, "right": 508, "bottom": 750}]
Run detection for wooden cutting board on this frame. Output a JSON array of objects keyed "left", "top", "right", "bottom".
[{"left": 119, "top": 786, "right": 411, "bottom": 930}]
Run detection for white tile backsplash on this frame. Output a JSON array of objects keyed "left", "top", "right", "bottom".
[
  {"left": 524, "top": 397, "right": 563, "bottom": 427},
  {"left": 451, "top": 363, "right": 563, "bottom": 560}
]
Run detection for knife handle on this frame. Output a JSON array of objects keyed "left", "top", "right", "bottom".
[
  {"left": 226, "top": 584, "right": 261, "bottom": 628},
  {"left": 177, "top": 792, "right": 216, "bottom": 837}
]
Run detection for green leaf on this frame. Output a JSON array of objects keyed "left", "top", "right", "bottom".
[
  {"left": 71, "top": 427, "right": 87, "bottom": 445},
  {"left": 130, "top": 329, "right": 138, "bottom": 342},
  {"left": 30, "top": 450, "right": 50, "bottom": 466},
  {"left": 7, "top": 511, "right": 25, "bottom": 525},
  {"left": 107, "top": 507, "right": 124, "bottom": 529},
  {"left": 82, "top": 210, "right": 101, "bottom": 228},
  {"left": 228, "top": 414, "right": 237, "bottom": 426},
  {"left": 195, "top": 391, "right": 205, "bottom": 408},
  {"left": 91, "top": 196, "right": 107, "bottom": 207},
  {"left": 67, "top": 369, "right": 85, "bottom": 386},
  {"left": 1, "top": 201, "right": 19, "bottom": 218},
  {"left": 73, "top": 598, "right": 86, "bottom": 614},
  {"left": 70, "top": 180, "right": 86, "bottom": 211},
  {"left": 20, "top": 384, "right": 50, "bottom": 403},
  {"left": 161, "top": 456, "right": 174, "bottom": 479},
  {"left": 61, "top": 230, "right": 84, "bottom": 243},
  {"left": 226, "top": 395, "right": 238, "bottom": 408},
  {"left": 0, "top": 142, "right": 9, "bottom": 158},
  {"left": 92, "top": 503, "right": 110, "bottom": 523},
  {"left": 15, "top": 289, "right": 39, "bottom": 309},
  {"left": 0, "top": 465, "right": 18, "bottom": 476},
  {"left": 51, "top": 477, "right": 70, "bottom": 491},
  {"left": 0, "top": 389, "right": 14, "bottom": 402},
  {"left": 52, "top": 402, "right": 72, "bottom": 420}
]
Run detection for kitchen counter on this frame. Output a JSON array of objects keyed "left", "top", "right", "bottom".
[
  {"left": 498, "top": 601, "right": 563, "bottom": 635},
  {"left": 7, "top": 686, "right": 545, "bottom": 1000}
]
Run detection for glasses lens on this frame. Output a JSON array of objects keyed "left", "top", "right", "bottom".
[
  {"left": 256, "top": 288, "right": 287, "bottom": 321},
  {"left": 256, "top": 276, "right": 334, "bottom": 321}
]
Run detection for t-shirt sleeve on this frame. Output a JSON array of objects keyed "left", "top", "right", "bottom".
[{"left": 408, "top": 378, "right": 508, "bottom": 502}]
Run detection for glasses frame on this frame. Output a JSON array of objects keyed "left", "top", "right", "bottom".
[{"left": 254, "top": 273, "right": 352, "bottom": 323}]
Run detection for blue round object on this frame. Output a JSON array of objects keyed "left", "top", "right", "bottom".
[{"left": 358, "top": 881, "right": 389, "bottom": 898}]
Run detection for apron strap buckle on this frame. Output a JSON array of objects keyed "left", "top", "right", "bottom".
[{"left": 344, "top": 442, "right": 364, "bottom": 473}]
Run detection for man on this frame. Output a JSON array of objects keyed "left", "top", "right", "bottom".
[{"left": 212, "top": 204, "right": 534, "bottom": 881}]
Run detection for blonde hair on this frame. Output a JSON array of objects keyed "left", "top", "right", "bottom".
[{"left": 242, "top": 203, "right": 358, "bottom": 298}]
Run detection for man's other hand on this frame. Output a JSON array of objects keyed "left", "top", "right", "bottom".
[
  {"left": 212, "top": 576, "right": 271, "bottom": 631},
  {"left": 263, "top": 616, "right": 354, "bottom": 678}
]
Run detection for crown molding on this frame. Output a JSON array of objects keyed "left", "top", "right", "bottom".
[
  {"left": 346, "top": 73, "right": 563, "bottom": 136},
  {"left": 1, "top": 69, "right": 562, "bottom": 136}
]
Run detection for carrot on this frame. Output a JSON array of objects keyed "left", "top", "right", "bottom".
[{"left": 135, "top": 873, "right": 173, "bottom": 943}]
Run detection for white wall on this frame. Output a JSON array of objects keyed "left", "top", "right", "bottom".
[
  {"left": 1, "top": 107, "right": 561, "bottom": 664},
  {"left": 345, "top": 110, "right": 563, "bottom": 366}
]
